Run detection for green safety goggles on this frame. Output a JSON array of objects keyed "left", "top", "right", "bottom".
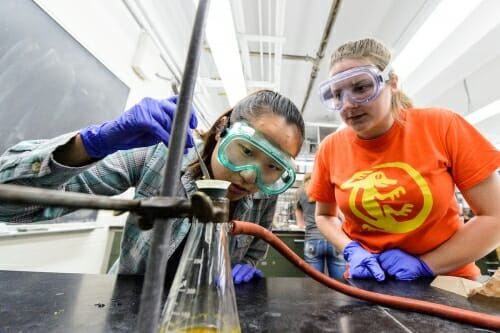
[{"left": 217, "top": 121, "right": 296, "bottom": 195}]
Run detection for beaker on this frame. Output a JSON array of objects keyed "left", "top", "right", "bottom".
[{"left": 158, "top": 182, "right": 240, "bottom": 333}]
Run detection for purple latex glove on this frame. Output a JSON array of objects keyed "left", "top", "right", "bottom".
[
  {"left": 343, "top": 241, "right": 386, "bottom": 281},
  {"left": 232, "top": 263, "right": 264, "bottom": 285},
  {"left": 80, "top": 96, "right": 198, "bottom": 158},
  {"left": 378, "top": 248, "right": 434, "bottom": 280}
]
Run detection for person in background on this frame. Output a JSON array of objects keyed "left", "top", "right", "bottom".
[
  {"left": 462, "top": 199, "right": 475, "bottom": 223},
  {"left": 0, "top": 89, "right": 305, "bottom": 286},
  {"left": 295, "top": 173, "right": 345, "bottom": 279},
  {"left": 309, "top": 38, "right": 500, "bottom": 281},
  {"left": 455, "top": 190, "right": 476, "bottom": 223}
]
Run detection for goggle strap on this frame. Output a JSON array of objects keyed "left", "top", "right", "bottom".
[{"left": 380, "top": 65, "right": 392, "bottom": 82}]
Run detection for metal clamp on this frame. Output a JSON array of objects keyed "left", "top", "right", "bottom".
[{"left": 0, "top": 183, "right": 221, "bottom": 226}]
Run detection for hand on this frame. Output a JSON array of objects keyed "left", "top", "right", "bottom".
[
  {"left": 378, "top": 248, "right": 434, "bottom": 280},
  {"left": 80, "top": 96, "right": 198, "bottom": 158},
  {"left": 232, "top": 263, "right": 264, "bottom": 285},
  {"left": 343, "top": 241, "right": 385, "bottom": 281}
]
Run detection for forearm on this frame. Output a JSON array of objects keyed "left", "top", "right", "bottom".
[
  {"left": 53, "top": 134, "right": 94, "bottom": 167},
  {"left": 421, "top": 215, "right": 500, "bottom": 275},
  {"left": 295, "top": 209, "right": 305, "bottom": 228},
  {"left": 0, "top": 133, "right": 89, "bottom": 221},
  {"left": 0, "top": 132, "right": 93, "bottom": 188},
  {"left": 316, "top": 214, "right": 351, "bottom": 252}
]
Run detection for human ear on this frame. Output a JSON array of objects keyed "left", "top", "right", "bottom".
[{"left": 215, "top": 116, "right": 229, "bottom": 141}]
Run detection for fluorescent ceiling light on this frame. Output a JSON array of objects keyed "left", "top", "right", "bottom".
[
  {"left": 465, "top": 99, "right": 500, "bottom": 125},
  {"left": 304, "top": 122, "right": 338, "bottom": 128},
  {"left": 392, "top": 0, "right": 483, "bottom": 83},
  {"left": 197, "top": 0, "right": 247, "bottom": 106}
]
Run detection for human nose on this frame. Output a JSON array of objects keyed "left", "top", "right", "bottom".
[
  {"left": 342, "top": 93, "right": 359, "bottom": 109},
  {"left": 239, "top": 169, "right": 257, "bottom": 184}
]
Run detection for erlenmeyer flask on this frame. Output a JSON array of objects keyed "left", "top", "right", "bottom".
[{"left": 158, "top": 181, "right": 240, "bottom": 333}]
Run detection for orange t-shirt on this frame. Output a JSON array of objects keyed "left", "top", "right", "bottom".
[{"left": 308, "top": 108, "right": 500, "bottom": 277}]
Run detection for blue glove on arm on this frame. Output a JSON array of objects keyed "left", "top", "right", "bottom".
[
  {"left": 80, "top": 96, "right": 198, "bottom": 158},
  {"left": 343, "top": 241, "right": 386, "bottom": 281},
  {"left": 378, "top": 248, "right": 434, "bottom": 280},
  {"left": 232, "top": 263, "right": 264, "bottom": 284}
]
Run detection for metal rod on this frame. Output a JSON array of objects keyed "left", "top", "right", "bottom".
[
  {"left": 300, "top": 0, "right": 342, "bottom": 114},
  {"left": 194, "top": 143, "right": 211, "bottom": 179},
  {"left": 0, "top": 183, "right": 140, "bottom": 211},
  {"left": 0, "top": 183, "right": 193, "bottom": 218},
  {"left": 137, "top": 0, "right": 211, "bottom": 332}
]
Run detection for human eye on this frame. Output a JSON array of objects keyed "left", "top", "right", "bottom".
[
  {"left": 267, "top": 162, "right": 284, "bottom": 173},
  {"left": 353, "top": 81, "right": 374, "bottom": 94},
  {"left": 261, "top": 162, "right": 284, "bottom": 184},
  {"left": 238, "top": 143, "right": 254, "bottom": 157},
  {"left": 332, "top": 89, "right": 342, "bottom": 100}
]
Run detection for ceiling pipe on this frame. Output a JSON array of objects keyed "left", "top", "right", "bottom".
[
  {"left": 300, "top": 0, "right": 342, "bottom": 114},
  {"left": 231, "top": 0, "right": 252, "bottom": 81},
  {"left": 274, "top": 0, "right": 286, "bottom": 91},
  {"left": 122, "top": 0, "right": 181, "bottom": 84},
  {"left": 208, "top": 48, "right": 315, "bottom": 63}
]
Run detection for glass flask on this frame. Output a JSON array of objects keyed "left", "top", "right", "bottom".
[{"left": 158, "top": 181, "right": 241, "bottom": 333}]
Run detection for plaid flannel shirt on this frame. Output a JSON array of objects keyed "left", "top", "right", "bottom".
[{"left": 0, "top": 132, "right": 276, "bottom": 274}]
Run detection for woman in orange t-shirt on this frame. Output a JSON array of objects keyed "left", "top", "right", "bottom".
[{"left": 309, "top": 38, "right": 500, "bottom": 281}]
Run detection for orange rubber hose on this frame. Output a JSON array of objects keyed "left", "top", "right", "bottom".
[{"left": 229, "top": 220, "right": 500, "bottom": 331}]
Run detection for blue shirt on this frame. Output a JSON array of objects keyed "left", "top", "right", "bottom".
[{"left": 0, "top": 132, "right": 277, "bottom": 274}]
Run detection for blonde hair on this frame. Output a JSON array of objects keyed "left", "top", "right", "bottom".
[
  {"left": 300, "top": 173, "right": 315, "bottom": 203},
  {"left": 330, "top": 38, "right": 413, "bottom": 113},
  {"left": 303, "top": 172, "right": 312, "bottom": 183}
]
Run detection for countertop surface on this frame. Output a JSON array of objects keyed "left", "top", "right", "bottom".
[{"left": 1, "top": 270, "right": 499, "bottom": 332}]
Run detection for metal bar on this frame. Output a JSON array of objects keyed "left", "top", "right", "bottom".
[
  {"left": 0, "top": 182, "right": 226, "bottom": 230},
  {"left": 0, "top": 183, "right": 140, "bottom": 211},
  {"left": 0, "top": 183, "right": 193, "bottom": 218},
  {"left": 194, "top": 143, "right": 210, "bottom": 179},
  {"left": 300, "top": 0, "right": 342, "bottom": 114},
  {"left": 258, "top": 0, "right": 264, "bottom": 79},
  {"left": 136, "top": 0, "right": 211, "bottom": 332}
]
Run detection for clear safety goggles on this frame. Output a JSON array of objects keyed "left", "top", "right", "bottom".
[
  {"left": 319, "top": 65, "right": 391, "bottom": 111},
  {"left": 217, "top": 121, "right": 296, "bottom": 195}
]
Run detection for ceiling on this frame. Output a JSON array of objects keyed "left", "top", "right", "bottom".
[{"left": 146, "top": 0, "right": 500, "bottom": 151}]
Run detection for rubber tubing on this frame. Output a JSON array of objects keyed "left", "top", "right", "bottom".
[{"left": 229, "top": 220, "right": 500, "bottom": 331}]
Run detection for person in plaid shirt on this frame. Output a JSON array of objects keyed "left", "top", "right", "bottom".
[{"left": 0, "top": 90, "right": 304, "bottom": 285}]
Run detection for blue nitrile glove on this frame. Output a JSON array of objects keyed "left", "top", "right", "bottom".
[
  {"left": 343, "top": 241, "right": 386, "bottom": 281},
  {"left": 378, "top": 248, "right": 434, "bottom": 280},
  {"left": 232, "top": 263, "right": 264, "bottom": 285},
  {"left": 80, "top": 96, "right": 198, "bottom": 158}
]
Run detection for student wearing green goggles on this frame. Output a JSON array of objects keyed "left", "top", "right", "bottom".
[{"left": 187, "top": 90, "right": 304, "bottom": 204}]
